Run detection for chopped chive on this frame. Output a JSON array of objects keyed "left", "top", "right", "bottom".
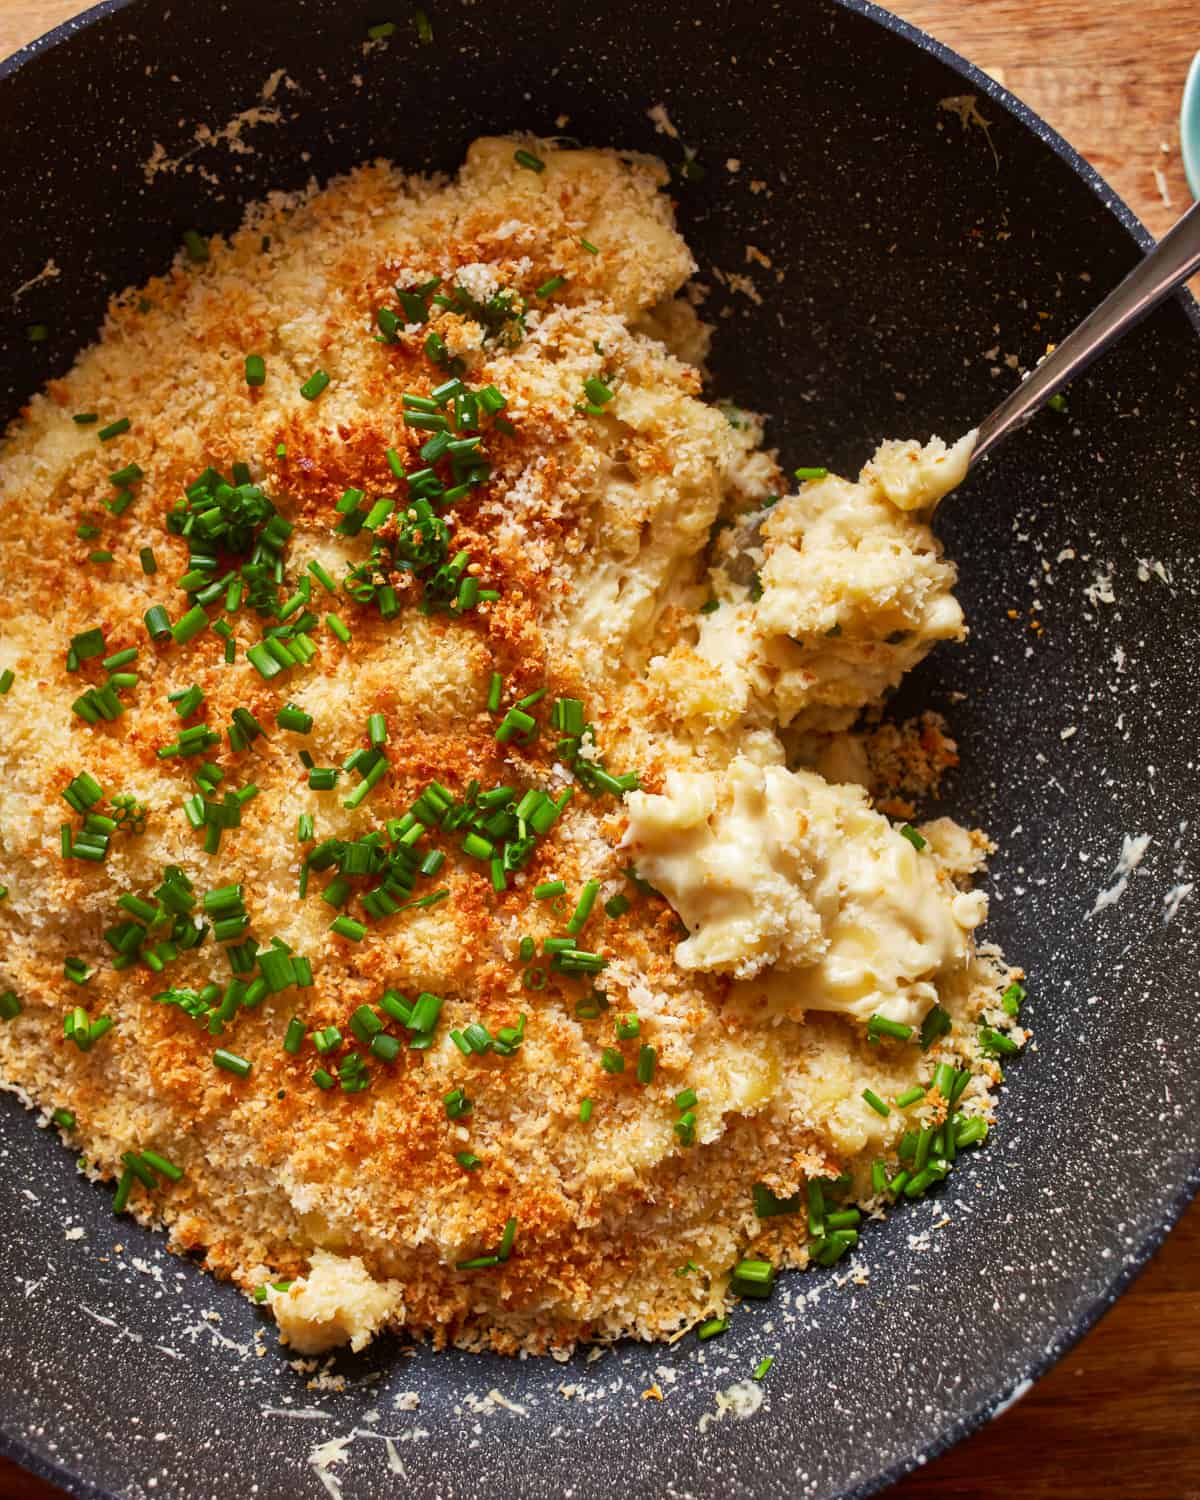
[
  {"left": 307, "top": 560, "right": 336, "bottom": 596},
  {"left": 534, "top": 880, "right": 565, "bottom": 900},
  {"left": 753, "top": 1356, "right": 774, "bottom": 1381},
  {"left": 276, "top": 703, "right": 314, "bottom": 733},
  {"left": 73, "top": 413, "right": 98, "bottom": 425},
  {"left": 69, "top": 627, "right": 106, "bottom": 662},
  {"left": 213, "top": 1049, "right": 251, "bottom": 1079},
  {"left": 112, "top": 1167, "right": 135, "bottom": 1214},
  {"left": 898, "top": 823, "right": 927, "bottom": 851},
  {"left": 413, "top": 8, "right": 432, "bottom": 42},
  {"left": 171, "top": 684, "right": 204, "bottom": 718},
  {"left": 0, "top": 991, "right": 22, "bottom": 1021},
  {"left": 330, "top": 914, "right": 366, "bottom": 941},
  {"left": 182, "top": 230, "right": 209, "bottom": 263},
  {"left": 170, "top": 606, "right": 208, "bottom": 646},
  {"left": 97, "top": 417, "right": 130, "bottom": 442},
  {"left": 980, "top": 1026, "right": 1020, "bottom": 1058},
  {"left": 536, "top": 275, "right": 566, "bottom": 299},
  {"left": 299, "top": 369, "right": 330, "bottom": 401},
  {"left": 583, "top": 377, "right": 613, "bottom": 407},
  {"left": 636, "top": 1043, "right": 656, "bottom": 1085},
  {"left": 566, "top": 879, "right": 600, "bottom": 935},
  {"left": 580, "top": 238, "right": 599, "bottom": 255},
  {"left": 1001, "top": 980, "right": 1026, "bottom": 1017},
  {"left": 807, "top": 1180, "right": 825, "bottom": 1237},
  {"left": 141, "top": 1149, "right": 184, "bottom": 1182},
  {"left": 579, "top": 1097, "right": 594, "bottom": 1123},
  {"left": 862, "top": 1089, "right": 890, "bottom": 1118},
  {"left": 955, "top": 1117, "right": 988, "bottom": 1148},
  {"left": 244, "top": 354, "right": 266, "bottom": 387},
  {"left": 730, "top": 1257, "right": 776, "bottom": 1298},
  {"left": 894, "top": 1085, "right": 926, "bottom": 1108},
  {"left": 866, "top": 1014, "right": 914, "bottom": 1044},
  {"left": 325, "top": 613, "right": 351, "bottom": 643},
  {"left": 920, "top": 1004, "right": 952, "bottom": 1050},
  {"left": 0, "top": 669, "right": 14, "bottom": 695},
  {"left": 697, "top": 1318, "right": 727, "bottom": 1342},
  {"left": 794, "top": 467, "right": 829, "bottom": 481},
  {"left": 514, "top": 149, "right": 545, "bottom": 173}
]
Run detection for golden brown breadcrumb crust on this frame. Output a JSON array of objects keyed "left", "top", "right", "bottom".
[{"left": 0, "top": 138, "right": 1018, "bottom": 1355}]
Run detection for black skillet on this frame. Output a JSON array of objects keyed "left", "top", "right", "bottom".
[{"left": 1, "top": 2, "right": 1198, "bottom": 1496}]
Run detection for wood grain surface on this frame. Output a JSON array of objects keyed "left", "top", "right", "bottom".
[{"left": 0, "top": 3, "right": 1196, "bottom": 1498}]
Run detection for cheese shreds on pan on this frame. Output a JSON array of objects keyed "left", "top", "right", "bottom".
[{"left": 0, "top": 137, "right": 1021, "bottom": 1356}]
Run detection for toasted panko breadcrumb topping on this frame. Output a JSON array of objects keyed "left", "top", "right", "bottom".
[{"left": 0, "top": 137, "right": 1021, "bottom": 1356}]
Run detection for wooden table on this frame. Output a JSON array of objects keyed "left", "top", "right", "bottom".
[{"left": 0, "top": 3, "right": 1196, "bottom": 1497}]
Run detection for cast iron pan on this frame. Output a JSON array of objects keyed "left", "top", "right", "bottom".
[{"left": 1, "top": 2, "right": 1197, "bottom": 1496}]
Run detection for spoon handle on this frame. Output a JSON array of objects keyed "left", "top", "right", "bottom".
[{"left": 972, "top": 197, "right": 1200, "bottom": 465}]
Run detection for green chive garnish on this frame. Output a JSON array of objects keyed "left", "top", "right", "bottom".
[
  {"left": 141, "top": 1149, "right": 184, "bottom": 1182},
  {"left": 514, "top": 149, "right": 545, "bottom": 173},
  {"left": 213, "top": 1049, "right": 251, "bottom": 1078},
  {"left": 245, "top": 354, "right": 266, "bottom": 386},
  {"left": 182, "top": 230, "right": 209, "bottom": 263},
  {"left": 329, "top": 915, "right": 366, "bottom": 941},
  {"left": 299, "top": 369, "right": 330, "bottom": 401},
  {"left": 866, "top": 1014, "right": 913, "bottom": 1043},
  {"left": 636, "top": 1044, "right": 656, "bottom": 1085},
  {"left": 566, "top": 879, "right": 600, "bottom": 935}
]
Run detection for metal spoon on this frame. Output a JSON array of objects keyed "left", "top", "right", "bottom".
[
  {"left": 721, "top": 199, "right": 1200, "bottom": 583},
  {"left": 971, "top": 196, "right": 1200, "bottom": 465}
]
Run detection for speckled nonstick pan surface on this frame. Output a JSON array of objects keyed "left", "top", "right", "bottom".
[{"left": 0, "top": 2, "right": 1197, "bottom": 1497}]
